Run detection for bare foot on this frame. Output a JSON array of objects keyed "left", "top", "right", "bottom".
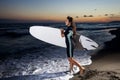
[
  {"left": 80, "top": 67, "right": 85, "bottom": 75},
  {"left": 69, "top": 68, "right": 74, "bottom": 73}
]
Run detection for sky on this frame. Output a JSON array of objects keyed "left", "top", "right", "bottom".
[{"left": 0, "top": 0, "right": 120, "bottom": 22}]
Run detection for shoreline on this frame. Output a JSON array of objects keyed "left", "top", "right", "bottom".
[
  {"left": 71, "top": 28, "right": 120, "bottom": 80},
  {"left": 0, "top": 24, "right": 120, "bottom": 80}
]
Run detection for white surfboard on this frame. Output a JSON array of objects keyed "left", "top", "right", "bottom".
[{"left": 29, "top": 26, "right": 99, "bottom": 50}]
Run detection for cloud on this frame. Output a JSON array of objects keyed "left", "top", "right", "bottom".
[
  {"left": 83, "top": 15, "right": 93, "bottom": 17},
  {"left": 106, "top": 13, "right": 120, "bottom": 19},
  {"left": 109, "top": 15, "right": 120, "bottom": 18},
  {"left": 89, "top": 15, "right": 93, "bottom": 17},
  {"left": 105, "top": 14, "right": 108, "bottom": 16},
  {"left": 104, "top": 14, "right": 116, "bottom": 17},
  {"left": 75, "top": 16, "right": 79, "bottom": 18},
  {"left": 83, "top": 15, "right": 87, "bottom": 17},
  {"left": 110, "top": 14, "right": 114, "bottom": 17}
]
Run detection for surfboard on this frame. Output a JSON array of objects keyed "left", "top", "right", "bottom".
[{"left": 29, "top": 26, "right": 99, "bottom": 50}]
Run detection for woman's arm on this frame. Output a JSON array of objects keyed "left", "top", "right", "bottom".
[{"left": 60, "top": 28, "right": 65, "bottom": 37}]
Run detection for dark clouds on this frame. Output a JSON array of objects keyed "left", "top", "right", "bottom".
[
  {"left": 104, "top": 13, "right": 120, "bottom": 18},
  {"left": 75, "top": 16, "right": 79, "bottom": 18},
  {"left": 105, "top": 14, "right": 108, "bottom": 16},
  {"left": 83, "top": 15, "right": 94, "bottom": 17}
]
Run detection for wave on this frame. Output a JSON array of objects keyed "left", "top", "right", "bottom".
[
  {"left": 77, "top": 26, "right": 120, "bottom": 31},
  {"left": 0, "top": 29, "right": 28, "bottom": 38}
]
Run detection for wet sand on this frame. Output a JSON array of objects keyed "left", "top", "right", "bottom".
[{"left": 71, "top": 28, "right": 120, "bottom": 80}]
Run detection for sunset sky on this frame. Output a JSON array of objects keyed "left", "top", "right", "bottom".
[{"left": 0, "top": 0, "right": 120, "bottom": 22}]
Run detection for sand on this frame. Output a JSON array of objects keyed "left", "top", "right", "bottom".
[
  {"left": 70, "top": 52, "right": 120, "bottom": 80},
  {"left": 70, "top": 27, "right": 120, "bottom": 80}
]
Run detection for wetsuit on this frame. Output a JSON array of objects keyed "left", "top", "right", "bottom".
[{"left": 64, "top": 26, "right": 74, "bottom": 58}]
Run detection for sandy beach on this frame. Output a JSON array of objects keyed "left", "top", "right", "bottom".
[
  {"left": 71, "top": 28, "right": 120, "bottom": 80},
  {"left": 70, "top": 52, "right": 120, "bottom": 80}
]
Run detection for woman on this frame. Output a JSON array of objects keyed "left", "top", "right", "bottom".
[{"left": 60, "top": 16, "right": 85, "bottom": 75}]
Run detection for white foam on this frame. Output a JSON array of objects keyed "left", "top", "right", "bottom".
[
  {"left": 0, "top": 48, "right": 92, "bottom": 80},
  {"left": 31, "top": 49, "right": 92, "bottom": 80}
]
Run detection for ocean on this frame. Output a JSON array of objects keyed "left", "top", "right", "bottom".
[{"left": 0, "top": 22, "right": 120, "bottom": 79}]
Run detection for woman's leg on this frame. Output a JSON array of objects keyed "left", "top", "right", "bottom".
[
  {"left": 71, "top": 58, "right": 85, "bottom": 75},
  {"left": 68, "top": 58, "right": 74, "bottom": 72}
]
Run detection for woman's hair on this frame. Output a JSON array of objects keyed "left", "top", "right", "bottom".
[{"left": 67, "top": 16, "right": 76, "bottom": 35}]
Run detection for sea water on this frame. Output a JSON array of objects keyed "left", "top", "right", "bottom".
[{"left": 0, "top": 22, "right": 119, "bottom": 79}]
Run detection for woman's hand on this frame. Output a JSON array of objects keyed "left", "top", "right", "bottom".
[{"left": 60, "top": 28, "right": 64, "bottom": 37}]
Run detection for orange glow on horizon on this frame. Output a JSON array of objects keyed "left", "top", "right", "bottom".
[
  {"left": 1, "top": 14, "right": 120, "bottom": 23},
  {"left": 74, "top": 17, "right": 111, "bottom": 23},
  {"left": 38, "top": 16, "right": 120, "bottom": 23}
]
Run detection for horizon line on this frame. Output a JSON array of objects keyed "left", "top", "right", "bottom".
[{"left": 0, "top": 18, "right": 120, "bottom": 23}]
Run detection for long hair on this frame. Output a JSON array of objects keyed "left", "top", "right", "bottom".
[{"left": 67, "top": 16, "right": 76, "bottom": 35}]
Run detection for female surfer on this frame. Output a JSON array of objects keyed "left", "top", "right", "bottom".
[{"left": 60, "top": 16, "right": 85, "bottom": 75}]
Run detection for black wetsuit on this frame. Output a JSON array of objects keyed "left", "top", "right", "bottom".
[{"left": 64, "top": 26, "right": 74, "bottom": 58}]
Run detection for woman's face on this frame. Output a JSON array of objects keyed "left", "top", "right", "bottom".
[{"left": 65, "top": 19, "right": 70, "bottom": 27}]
